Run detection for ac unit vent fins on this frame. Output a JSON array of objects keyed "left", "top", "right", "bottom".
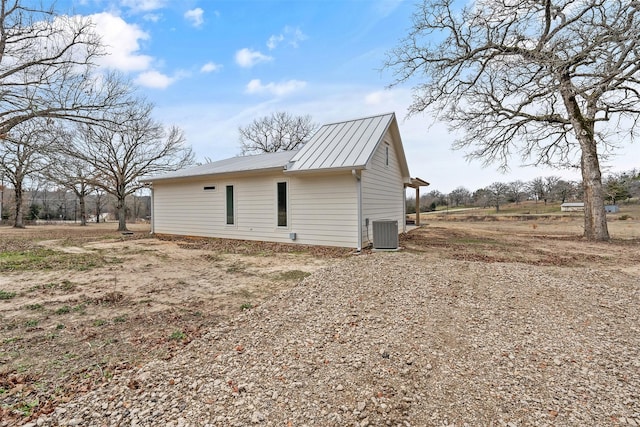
[{"left": 372, "top": 220, "right": 398, "bottom": 249}]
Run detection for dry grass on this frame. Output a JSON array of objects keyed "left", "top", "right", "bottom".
[
  {"left": 0, "top": 223, "right": 341, "bottom": 425},
  {"left": 1, "top": 216, "right": 639, "bottom": 425}
]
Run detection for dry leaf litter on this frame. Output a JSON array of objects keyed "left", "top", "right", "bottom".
[{"left": 28, "top": 252, "right": 639, "bottom": 427}]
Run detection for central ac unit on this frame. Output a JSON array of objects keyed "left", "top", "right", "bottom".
[{"left": 372, "top": 220, "right": 399, "bottom": 249}]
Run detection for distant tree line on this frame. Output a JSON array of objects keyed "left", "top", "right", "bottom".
[
  {"left": 0, "top": 186, "right": 151, "bottom": 224},
  {"left": 406, "top": 170, "right": 640, "bottom": 214}
]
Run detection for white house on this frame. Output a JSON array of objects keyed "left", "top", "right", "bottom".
[
  {"left": 560, "top": 202, "right": 585, "bottom": 212},
  {"left": 141, "top": 112, "right": 427, "bottom": 250}
]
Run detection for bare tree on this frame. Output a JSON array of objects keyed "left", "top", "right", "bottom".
[
  {"left": 449, "top": 186, "right": 471, "bottom": 207},
  {"left": 385, "top": 0, "right": 640, "bottom": 241},
  {"left": 45, "top": 150, "right": 96, "bottom": 226},
  {"left": 93, "top": 188, "right": 107, "bottom": 223},
  {"left": 629, "top": 169, "right": 640, "bottom": 199},
  {"left": 69, "top": 100, "right": 194, "bottom": 231},
  {"left": 487, "top": 182, "right": 509, "bottom": 212},
  {"left": 421, "top": 189, "right": 447, "bottom": 211},
  {"left": 528, "top": 178, "right": 546, "bottom": 204},
  {"left": 544, "top": 176, "right": 561, "bottom": 203},
  {"left": 0, "top": 0, "right": 134, "bottom": 227},
  {"left": 553, "top": 179, "right": 578, "bottom": 203},
  {"left": 604, "top": 173, "right": 632, "bottom": 205},
  {"left": 472, "top": 188, "right": 491, "bottom": 208},
  {"left": 239, "top": 112, "right": 318, "bottom": 155},
  {"left": 0, "top": 120, "right": 58, "bottom": 227},
  {"left": 506, "top": 180, "right": 526, "bottom": 204},
  {"left": 0, "top": 0, "right": 132, "bottom": 136}
]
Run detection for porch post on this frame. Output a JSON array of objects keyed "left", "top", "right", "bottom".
[{"left": 415, "top": 186, "right": 420, "bottom": 226}]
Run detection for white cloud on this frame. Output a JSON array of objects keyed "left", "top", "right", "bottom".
[
  {"left": 143, "top": 13, "right": 162, "bottom": 22},
  {"left": 267, "top": 26, "right": 307, "bottom": 50},
  {"left": 120, "top": 0, "right": 166, "bottom": 12},
  {"left": 89, "top": 12, "right": 152, "bottom": 72},
  {"left": 184, "top": 8, "right": 204, "bottom": 28},
  {"left": 245, "top": 79, "right": 307, "bottom": 96},
  {"left": 285, "top": 26, "right": 307, "bottom": 48},
  {"left": 235, "top": 48, "right": 272, "bottom": 68},
  {"left": 201, "top": 62, "right": 222, "bottom": 73},
  {"left": 135, "top": 70, "right": 175, "bottom": 89},
  {"left": 267, "top": 34, "right": 284, "bottom": 50}
]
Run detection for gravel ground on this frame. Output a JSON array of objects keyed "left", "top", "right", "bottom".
[{"left": 28, "top": 251, "right": 640, "bottom": 427}]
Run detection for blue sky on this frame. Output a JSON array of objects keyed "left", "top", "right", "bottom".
[{"left": 58, "top": 0, "right": 638, "bottom": 193}]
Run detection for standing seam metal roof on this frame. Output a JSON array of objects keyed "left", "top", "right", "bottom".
[
  {"left": 142, "top": 112, "right": 409, "bottom": 182},
  {"left": 141, "top": 150, "right": 297, "bottom": 182},
  {"left": 287, "top": 113, "right": 396, "bottom": 172}
]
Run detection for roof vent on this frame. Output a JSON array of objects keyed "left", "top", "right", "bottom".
[{"left": 372, "top": 220, "right": 398, "bottom": 250}]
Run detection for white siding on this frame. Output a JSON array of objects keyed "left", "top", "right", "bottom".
[
  {"left": 289, "top": 172, "right": 358, "bottom": 247},
  {"left": 360, "top": 134, "right": 406, "bottom": 246},
  {"left": 152, "top": 171, "right": 359, "bottom": 248}
]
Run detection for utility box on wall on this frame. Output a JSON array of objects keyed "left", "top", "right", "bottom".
[{"left": 372, "top": 220, "right": 399, "bottom": 250}]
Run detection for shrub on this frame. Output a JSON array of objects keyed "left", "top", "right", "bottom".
[
  {"left": 55, "top": 306, "right": 71, "bottom": 315},
  {"left": 169, "top": 330, "right": 186, "bottom": 340},
  {"left": 0, "top": 290, "right": 16, "bottom": 300}
]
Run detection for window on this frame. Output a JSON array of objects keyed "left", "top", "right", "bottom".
[
  {"left": 385, "top": 144, "right": 389, "bottom": 166},
  {"left": 203, "top": 186, "right": 216, "bottom": 191},
  {"left": 277, "top": 181, "right": 287, "bottom": 227},
  {"left": 226, "top": 185, "right": 234, "bottom": 225}
]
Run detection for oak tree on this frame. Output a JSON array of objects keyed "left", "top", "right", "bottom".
[
  {"left": 45, "top": 151, "right": 97, "bottom": 226},
  {"left": 0, "top": 0, "right": 133, "bottom": 227},
  {"left": 386, "top": 0, "right": 640, "bottom": 240},
  {"left": 0, "top": 120, "right": 58, "bottom": 227},
  {"left": 69, "top": 100, "right": 194, "bottom": 231},
  {"left": 0, "top": 0, "right": 132, "bottom": 135},
  {"left": 239, "top": 112, "right": 318, "bottom": 155}
]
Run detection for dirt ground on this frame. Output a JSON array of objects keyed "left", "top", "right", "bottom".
[
  {"left": 1, "top": 212, "right": 639, "bottom": 425},
  {"left": 0, "top": 223, "right": 349, "bottom": 425}
]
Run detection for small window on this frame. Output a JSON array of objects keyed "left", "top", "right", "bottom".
[
  {"left": 226, "top": 185, "right": 234, "bottom": 225},
  {"left": 277, "top": 182, "right": 287, "bottom": 227},
  {"left": 385, "top": 145, "right": 389, "bottom": 166},
  {"left": 203, "top": 186, "right": 216, "bottom": 191}
]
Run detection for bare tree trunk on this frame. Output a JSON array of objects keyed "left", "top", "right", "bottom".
[
  {"left": 95, "top": 189, "right": 103, "bottom": 223},
  {"left": 79, "top": 195, "right": 87, "bottom": 226},
  {"left": 560, "top": 79, "right": 609, "bottom": 241},
  {"left": 580, "top": 138, "right": 609, "bottom": 241},
  {"left": 116, "top": 195, "right": 127, "bottom": 231},
  {"left": 13, "top": 184, "right": 24, "bottom": 228}
]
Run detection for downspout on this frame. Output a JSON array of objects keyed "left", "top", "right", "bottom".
[
  {"left": 148, "top": 183, "right": 154, "bottom": 235},
  {"left": 352, "top": 169, "right": 362, "bottom": 252},
  {"left": 403, "top": 185, "right": 407, "bottom": 233}
]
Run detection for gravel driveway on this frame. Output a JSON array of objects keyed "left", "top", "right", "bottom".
[{"left": 30, "top": 250, "right": 639, "bottom": 427}]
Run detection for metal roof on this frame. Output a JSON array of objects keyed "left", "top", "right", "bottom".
[
  {"left": 286, "top": 112, "right": 397, "bottom": 172},
  {"left": 142, "top": 112, "right": 412, "bottom": 183},
  {"left": 141, "top": 150, "right": 297, "bottom": 182}
]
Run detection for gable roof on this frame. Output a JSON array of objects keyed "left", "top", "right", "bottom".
[
  {"left": 143, "top": 112, "right": 411, "bottom": 183},
  {"left": 286, "top": 112, "right": 410, "bottom": 179}
]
